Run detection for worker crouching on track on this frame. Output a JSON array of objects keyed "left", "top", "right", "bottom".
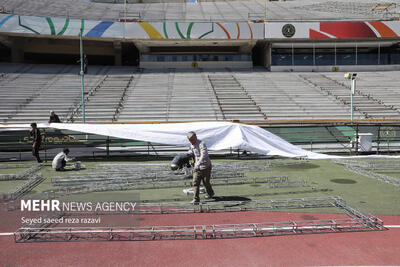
[{"left": 187, "top": 131, "right": 215, "bottom": 204}]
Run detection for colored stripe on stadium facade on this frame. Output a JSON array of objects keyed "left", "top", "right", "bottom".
[{"left": 0, "top": 13, "right": 399, "bottom": 39}]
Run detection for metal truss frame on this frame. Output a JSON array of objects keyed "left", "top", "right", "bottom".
[
  {"left": 333, "top": 159, "right": 400, "bottom": 187},
  {"left": 266, "top": 159, "right": 310, "bottom": 167},
  {"left": 47, "top": 176, "right": 309, "bottom": 196},
  {"left": 0, "top": 163, "right": 43, "bottom": 181},
  {"left": 367, "top": 160, "right": 400, "bottom": 170},
  {"left": 55, "top": 196, "right": 337, "bottom": 215},
  {"left": 14, "top": 197, "right": 384, "bottom": 243},
  {"left": 51, "top": 162, "right": 269, "bottom": 184},
  {"left": 0, "top": 163, "right": 39, "bottom": 169},
  {"left": 51, "top": 172, "right": 247, "bottom": 186},
  {"left": 345, "top": 165, "right": 400, "bottom": 187},
  {"left": 3, "top": 174, "right": 44, "bottom": 201}
]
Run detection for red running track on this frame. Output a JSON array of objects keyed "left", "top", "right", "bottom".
[{"left": 1, "top": 211, "right": 400, "bottom": 267}]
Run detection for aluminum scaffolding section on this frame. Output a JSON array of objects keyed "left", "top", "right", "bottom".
[
  {"left": 50, "top": 170, "right": 247, "bottom": 186},
  {"left": 51, "top": 162, "right": 269, "bottom": 183},
  {"left": 364, "top": 160, "right": 400, "bottom": 171},
  {"left": 49, "top": 161, "right": 272, "bottom": 188},
  {"left": 345, "top": 165, "right": 400, "bottom": 187},
  {"left": 14, "top": 197, "right": 384, "bottom": 243},
  {"left": 265, "top": 159, "right": 310, "bottom": 168},
  {"left": 53, "top": 196, "right": 337, "bottom": 215},
  {"left": 46, "top": 176, "right": 309, "bottom": 196},
  {"left": 3, "top": 174, "right": 44, "bottom": 201},
  {"left": 0, "top": 163, "right": 43, "bottom": 181},
  {"left": 333, "top": 159, "right": 400, "bottom": 187},
  {"left": 95, "top": 162, "right": 270, "bottom": 173},
  {"left": 134, "top": 196, "right": 337, "bottom": 214}
]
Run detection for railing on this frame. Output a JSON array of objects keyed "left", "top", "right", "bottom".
[{"left": 119, "top": 11, "right": 141, "bottom": 22}]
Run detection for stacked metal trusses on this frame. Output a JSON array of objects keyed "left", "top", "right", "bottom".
[
  {"left": 136, "top": 197, "right": 338, "bottom": 214},
  {"left": 265, "top": 158, "right": 310, "bottom": 168},
  {"left": 0, "top": 163, "right": 43, "bottom": 181},
  {"left": 4, "top": 191, "right": 55, "bottom": 211},
  {"left": 364, "top": 160, "right": 400, "bottom": 171},
  {"left": 333, "top": 159, "right": 400, "bottom": 187},
  {"left": 47, "top": 176, "right": 310, "bottom": 196},
  {"left": 54, "top": 196, "right": 336, "bottom": 215},
  {"left": 48, "top": 161, "right": 310, "bottom": 196},
  {"left": 3, "top": 174, "right": 44, "bottom": 200},
  {"left": 346, "top": 166, "right": 400, "bottom": 187},
  {"left": 14, "top": 197, "right": 384, "bottom": 243},
  {"left": 49, "top": 162, "right": 266, "bottom": 185},
  {"left": 51, "top": 169, "right": 246, "bottom": 186},
  {"left": 95, "top": 162, "right": 270, "bottom": 179}
]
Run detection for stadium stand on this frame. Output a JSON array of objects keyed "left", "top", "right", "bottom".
[
  {"left": 236, "top": 71, "right": 362, "bottom": 120},
  {"left": 1, "top": 0, "right": 399, "bottom": 21},
  {"left": 326, "top": 71, "right": 400, "bottom": 117},
  {"left": 2, "top": 65, "right": 400, "bottom": 123},
  {"left": 117, "top": 70, "right": 177, "bottom": 122},
  {"left": 0, "top": 64, "right": 110, "bottom": 123},
  {"left": 312, "top": 72, "right": 400, "bottom": 119},
  {"left": 74, "top": 74, "right": 135, "bottom": 123},
  {"left": 0, "top": 0, "right": 400, "bottom": 123},
  {"left": 117, "top": 69, "right": 223, "bottom": 122},
  {"left": 208, "top": 73, "right": 267, "bottom": 120}
]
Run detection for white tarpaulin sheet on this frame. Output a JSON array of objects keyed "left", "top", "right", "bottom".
[{"left": 2, "top": 122, "right": 400, "bottom": 159}]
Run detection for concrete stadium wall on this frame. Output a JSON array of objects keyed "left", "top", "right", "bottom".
[
  {"left": 271, "top": 65, "right": 400, "bottom": 72},
  {"left": 1, "top": 13, "right": 400, "bottom": 68},
  {"left": 140, "top": 61, "right": 252, "bottom": 68}
]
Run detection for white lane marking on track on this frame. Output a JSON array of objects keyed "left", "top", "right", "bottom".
[
  {"left": 385, "top": 225, "right": 400, "bottom": 228},
  {"left": 0, "top": 233, "right": 14, "bottom": 236}
]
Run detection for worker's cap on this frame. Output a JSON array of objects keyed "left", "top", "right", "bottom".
[
  {"left": 50, "top": 110, "right": 54, "bottom": 114},
  {"left": 187, "top": 131, "right": 196, "bottom": 139}
]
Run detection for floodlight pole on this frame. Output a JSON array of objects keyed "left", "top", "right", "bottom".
[
  {"left": 345, "top": 73, "right": 356, "bottom": 121},
  {"left": 124, "top": 0, "right": 127, "bottom": 20},
  {"left": 350, "top": 77, "right": 355, "bottom": 121},
  {"left": 264, "top": 0, "right": 267, "bottom": 38},
  {"left": 79, "top": 27, "right": 86, "bottom": 123},
  {"left": 264, "top": 0, "right": 266, "bottom": 22},
  {"left": 123, "top": 0, "right": 127, "bottom": 38}
]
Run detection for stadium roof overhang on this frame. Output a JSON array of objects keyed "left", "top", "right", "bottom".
[
  {"left": 270, "top": 38, "right": 400, "bottom": 48},
  {"left": 0, "top": 32, "right": 258, "bottom": 54},
  {"left": 134, "top": 39, "right": 257, "bottom": 53},
  {"left": 0, "top": 32, "right": 126, "bottom": 55}
]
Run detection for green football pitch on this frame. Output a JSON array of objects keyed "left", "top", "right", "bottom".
[{"left": 1, "top": 158, "right": 399, "bottom": 216}]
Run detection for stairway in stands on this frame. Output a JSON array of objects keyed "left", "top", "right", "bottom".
[
  {"left": 208, "top": 74, "right": 267, "bottom": 121},
  {"left": 74, "top": 74, "right": 134, "bottom": 122},
  {"left": 299, "top": 73, "right": 400, "bottom": 119}
]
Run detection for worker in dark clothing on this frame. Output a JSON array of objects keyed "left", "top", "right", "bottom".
[
  {"left": 78, "top": 55, "right": 88, "bottom": 74},
  {"left": 170, "top": 153, "right": 193, "bottom": 179},
  {"left": 170, "top": 153, "right": 192, "bottom": 171},
  {"left": 84, "top": 55, "right": 88, "bottom": 74},
  {"left": 30, "top": 123, "right": 42, "bottom": 163},
  {"left": 49, "top": 111, "right": 61, "bottom": 123}
]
